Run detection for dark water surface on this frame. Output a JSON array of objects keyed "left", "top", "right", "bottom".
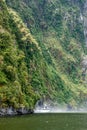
[{"left": 0, "top": 113, "right": 87, "bottom": 130}]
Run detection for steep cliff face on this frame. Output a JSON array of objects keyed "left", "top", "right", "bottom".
[
  {"left": 0, "top": 0, "right": 38, "bottom": 108},
  {"left": 0, "top": 0, "right": 87, "bottom": 109}
]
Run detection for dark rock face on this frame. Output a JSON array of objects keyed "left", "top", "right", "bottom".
[
  {"left": 16, "top": 108, "right": 34, "bottom": 115},
  {"left": 0, "top": 107, "right": 34, "bottom": 117}
]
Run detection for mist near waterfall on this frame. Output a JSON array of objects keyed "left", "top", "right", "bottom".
[{"left": 34, "top": 100, "right": 87, "bottom": 113}]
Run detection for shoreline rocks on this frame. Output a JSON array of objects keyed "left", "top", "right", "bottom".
[{"left": 0, "top": 107, "right": 34, "bottom": 117}]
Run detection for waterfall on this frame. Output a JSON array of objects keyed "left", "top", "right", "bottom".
[
  {"left": 83, "top": 0, "right": 87, "bottom": 47},
  {"left": 80, "top": 0, "right": 87, "bottom": 84}
]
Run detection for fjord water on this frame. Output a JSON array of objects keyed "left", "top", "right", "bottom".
[{"left": 0, "top": 113, "right": 87, "bottom": 130}]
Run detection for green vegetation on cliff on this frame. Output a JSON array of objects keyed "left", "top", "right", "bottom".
[{"left": 0, "top": 0, "right": 87, "bottom": 109}]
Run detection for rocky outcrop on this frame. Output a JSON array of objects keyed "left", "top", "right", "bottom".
[{"left": 0, "top": 107, "right": 33, "bottom": 117}]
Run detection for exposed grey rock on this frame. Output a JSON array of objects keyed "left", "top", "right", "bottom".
[
  {"left": 0, "top": 107, "right": 33, "bottom": 117},
  {"left": 17, "top": 108, "right": 29, "bottom": 115}
]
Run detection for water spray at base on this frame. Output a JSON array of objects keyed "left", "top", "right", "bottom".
[{"left": 34, "top": 99, "right": 87, "bottom": 113}]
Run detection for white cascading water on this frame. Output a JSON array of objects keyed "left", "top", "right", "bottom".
[{"left": 83, "top": 0, "right": 87, "bottom": 47}]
